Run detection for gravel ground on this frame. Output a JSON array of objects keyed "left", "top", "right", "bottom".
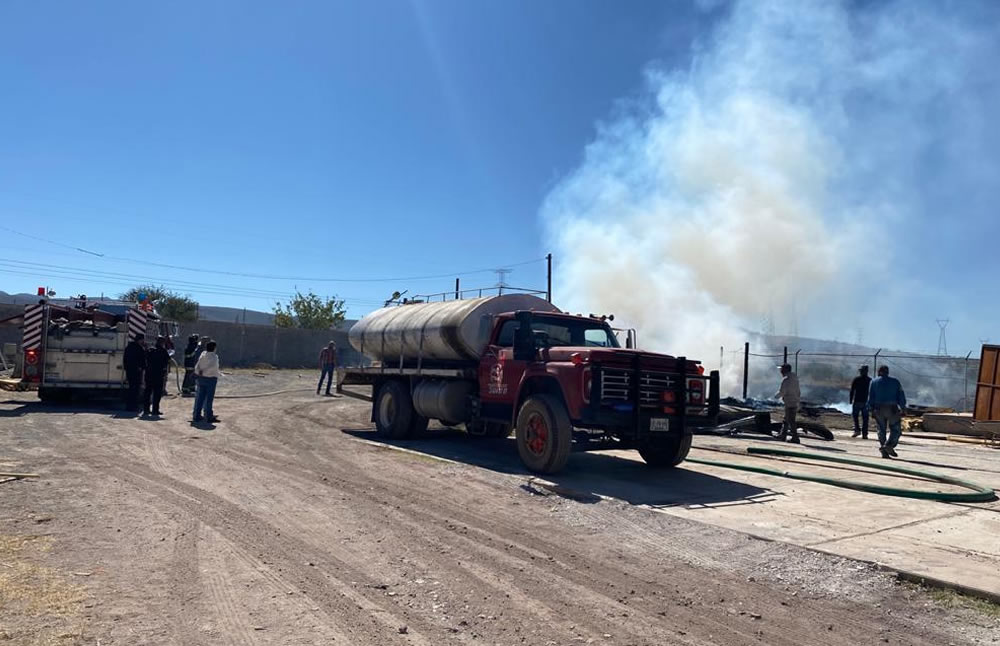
[{"left": 1, "top": 372, "right": 998, "bottom": 645}]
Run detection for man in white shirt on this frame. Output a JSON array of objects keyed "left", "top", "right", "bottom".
[
  {"left": 193, "top": 341, "right": 221, "bottom": 424},
  {"left": 775, "top": 363, "right": 801, "bottom": 444}
]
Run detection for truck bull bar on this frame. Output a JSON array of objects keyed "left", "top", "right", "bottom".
[{"left": 584, "top": 357, "right": 720, "bottom": 441}]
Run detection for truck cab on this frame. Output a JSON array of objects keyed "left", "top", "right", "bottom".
[{"left": 475, "top": 310, "right": 719, "bottom": 472}]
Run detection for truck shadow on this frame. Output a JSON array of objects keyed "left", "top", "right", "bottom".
[
  {"left": 342, "top": 427, "right": 775, "bottom": 508},
  {"left": 0, "top": 399, "right": 137, "bottom": 419}
]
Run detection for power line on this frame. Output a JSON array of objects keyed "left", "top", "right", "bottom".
[
  {"left": 0, "top": 267, "right": 384, "bottom": 305},
  {"left": 0, "top": 224, "right": 104, "bottom": 257},
  {"left": 0, "top": 224, "right": 546, "bottom": 282}
]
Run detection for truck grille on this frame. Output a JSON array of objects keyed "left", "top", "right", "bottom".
[{"left": 601, "top": 368, "right": 676, "bottom": 407}]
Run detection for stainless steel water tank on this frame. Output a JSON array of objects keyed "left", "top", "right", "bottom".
[{"left": 348, "top": 294, "right": 559, "bottom": 362}]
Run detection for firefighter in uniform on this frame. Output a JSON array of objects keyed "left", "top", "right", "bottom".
[
  {"left": 144, "top": 336, "right": 171, "bottom": 416},
  {"left": 123, "top": 333, "right": 146, "bottom": 412}
]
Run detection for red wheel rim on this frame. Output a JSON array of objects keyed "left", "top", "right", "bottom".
[{"left": 525, "top": 412, "right": 549, "bottom": 456}]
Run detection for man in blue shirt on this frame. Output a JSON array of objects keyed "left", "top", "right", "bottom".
[{"left": 868, "top": 365, "right": 907, "bottom": 459}]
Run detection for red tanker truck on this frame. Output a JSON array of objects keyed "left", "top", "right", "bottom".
[{"left": 340, "top": 293, "right": 719, "bottom": 474}]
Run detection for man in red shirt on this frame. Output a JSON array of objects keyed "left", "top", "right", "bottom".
[{"left": 317, "top": 341, "right": 337, "bottom": 396}]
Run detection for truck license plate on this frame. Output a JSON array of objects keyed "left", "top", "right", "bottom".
[{"left": 649, "top": 418, "right": 671, "bottom": 431}]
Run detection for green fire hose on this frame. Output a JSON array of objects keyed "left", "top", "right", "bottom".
[{"left": 687, "top": 446, "right": 997, "bottom": 503}]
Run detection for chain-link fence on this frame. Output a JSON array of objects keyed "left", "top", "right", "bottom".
[{"left": 722, "top": 344, "right": 979, "bottom": 411}]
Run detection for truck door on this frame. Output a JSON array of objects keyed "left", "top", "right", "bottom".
[{"left": 478, "top": 319, "right": 526, "bottom": 418}]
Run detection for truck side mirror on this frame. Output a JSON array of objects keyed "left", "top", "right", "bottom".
[{"left": 513, "top": 312, "right": 535, "bottom": 361}]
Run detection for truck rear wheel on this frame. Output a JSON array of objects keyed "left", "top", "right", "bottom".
[
  {"left": 375, "top": 380, "right": 419, "bottom": 440},
  {"left": 638, "top": 433, "right": 692, "bottom": 468},
  {"left": 515, "top": 395, "right": 572, "bottom": 474}
]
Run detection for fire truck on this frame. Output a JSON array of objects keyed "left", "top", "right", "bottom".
[{"left": 2, "top": 293, "right": 176, "bottom": 401}]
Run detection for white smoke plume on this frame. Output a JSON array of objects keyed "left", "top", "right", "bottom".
[{"left": 542, "top": 0, "right": 1000, "bottom": 384}]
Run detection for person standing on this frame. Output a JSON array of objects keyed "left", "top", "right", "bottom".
[
  {"left": 161, "top": 334, "right": 175, "bottom": 395},
  {"left": 868, "top": 365, "right": 907, "bottom": 458},
  {"left": 317, "top": 341, "right": 337, "bottom": 396},
  {"left": 775, "top": 363, "right": 801, "bottom": 444},
  {"left": 123, "top": 333, "right": 146, "bottom": 412},
  {"left": 193, "top": 340, "right": 221, "bottom": 424},
  {"left": 850, "top": 365, "right": 872, "bottom": 439},
  {"left": 182, "top": 334, "right": 200, "bottom": 396},
  {"left": 143, "top": 336, "right": 171, "bottom": 416}
]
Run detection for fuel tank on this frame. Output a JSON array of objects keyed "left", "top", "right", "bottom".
[{"left": 349, "top": 294, "right": 559, "bottom": 362}]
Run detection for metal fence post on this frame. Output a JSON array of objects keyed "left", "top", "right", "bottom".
[
  {"left": 742, "top": 342, "right": 749, "bottom": 400},
  {"left": 794, "top": 349, "right": 801, "bottom": 373},
  {"left": 546, "top": 253, "right": 552, "bottom": 303},
  {"left": 874, "top": 349, "right": 881, "bottom": 371},
  {"left": 965, "top": 350, "right": 972, "bottom": 411}
]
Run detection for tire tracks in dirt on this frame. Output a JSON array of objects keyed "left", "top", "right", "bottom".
[
  {"left": 102, "top": 459, "right": 438, "bottom": 645},
  {"left": 209, "top": 413, "right": 853, "bottom": 645},
  {"left": 169, "top": 519, "right": 203, "bottom": 645},
  {"left": 256, "top": 400, "right": 959, "bottom": 645}
]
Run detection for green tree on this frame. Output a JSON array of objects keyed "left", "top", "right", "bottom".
[
  {"left": 119, "top": 284, "right": 199, "bottom": 323},
  {"left": 273, "top": 290, "right": 346, "bottom": 329}
]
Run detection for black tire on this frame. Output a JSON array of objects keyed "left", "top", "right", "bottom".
[
  {"left": 515, "top": 395, "right": 572, "bottom": 474},
  {"left": 374, "top": 380, "right": 416, "bottom": 439},
  {"left": 638, "top": 433, "right": 692, "bottom": 468}
]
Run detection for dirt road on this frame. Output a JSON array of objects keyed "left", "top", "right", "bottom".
[{"left": 1, "top": 373, "right": 996, "bottom": 645}]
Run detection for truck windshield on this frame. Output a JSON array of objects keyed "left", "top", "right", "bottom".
[{"left": 496, "top": 316, "right": 620, "bottom": 348}]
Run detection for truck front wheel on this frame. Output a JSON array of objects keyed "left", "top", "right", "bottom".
[
  {"left": 638, "top": 433, "right": 692, "bottom": 468},
  {"left": 375, "top": 380, "right": 421, "bottom": 440},
  {"left": 515, "top": 395, "right": 572, "bottom": 474}
]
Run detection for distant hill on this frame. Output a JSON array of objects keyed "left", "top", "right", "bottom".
[{"left": 0, "top": 291, "right": 44, "bottom": 305}]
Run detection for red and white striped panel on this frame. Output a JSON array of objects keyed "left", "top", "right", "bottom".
[
  {"left": 127, "top": 309, "right": 148, "bottom": 341},
  {"left": 22, "top": 304, "right": 45, "bottom": 350}
]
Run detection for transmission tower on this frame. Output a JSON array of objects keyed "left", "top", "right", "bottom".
[
  {"left": 936, "top": 319, "right": 949, "bottom": 356},
  {"left": 494, "top": 268, "right": 512, "bottom": 293}
]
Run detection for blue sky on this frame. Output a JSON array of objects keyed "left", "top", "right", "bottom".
[
  {"left": 0, "top": 0, "right": 709, "bottom": 309},
  {"left": 1, "top": 1, "right": 996, "bottom": 355}
]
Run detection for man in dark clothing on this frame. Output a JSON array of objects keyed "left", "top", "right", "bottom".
[
  {"left": 144, "top": 336, "right": 171, "bottom": 416},
  {"left": 317, "top": 341, "right": 337, "bottom": 396},
  {"left": 123, "top": 334, "right": 146, "bottom": 412},
  {"left": 849, "top": 365, "right": 872, "bottom": 439},
  {"left": 869, "top": 365, "right": 907, "bottom": 459},
  {"left": 182, "top": 334, "right": 200, "bottom": 396}
]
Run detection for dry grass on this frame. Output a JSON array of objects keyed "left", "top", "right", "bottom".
[
  {"left": 0, "top": 534, "right": 88, "bottom": 645},
  {"left": 925, "top": 586, "right": 1000, "bottom": 621}
]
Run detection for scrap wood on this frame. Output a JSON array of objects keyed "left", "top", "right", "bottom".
[
  {"left": 0, "top": 472, "right": 39, "bottom": 479},
  {"left": 947, "top": 435, "right": 1000, "bottom": 448},
  {"left": 905, "top": 432, "right": 951, "bottom": 441}
]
